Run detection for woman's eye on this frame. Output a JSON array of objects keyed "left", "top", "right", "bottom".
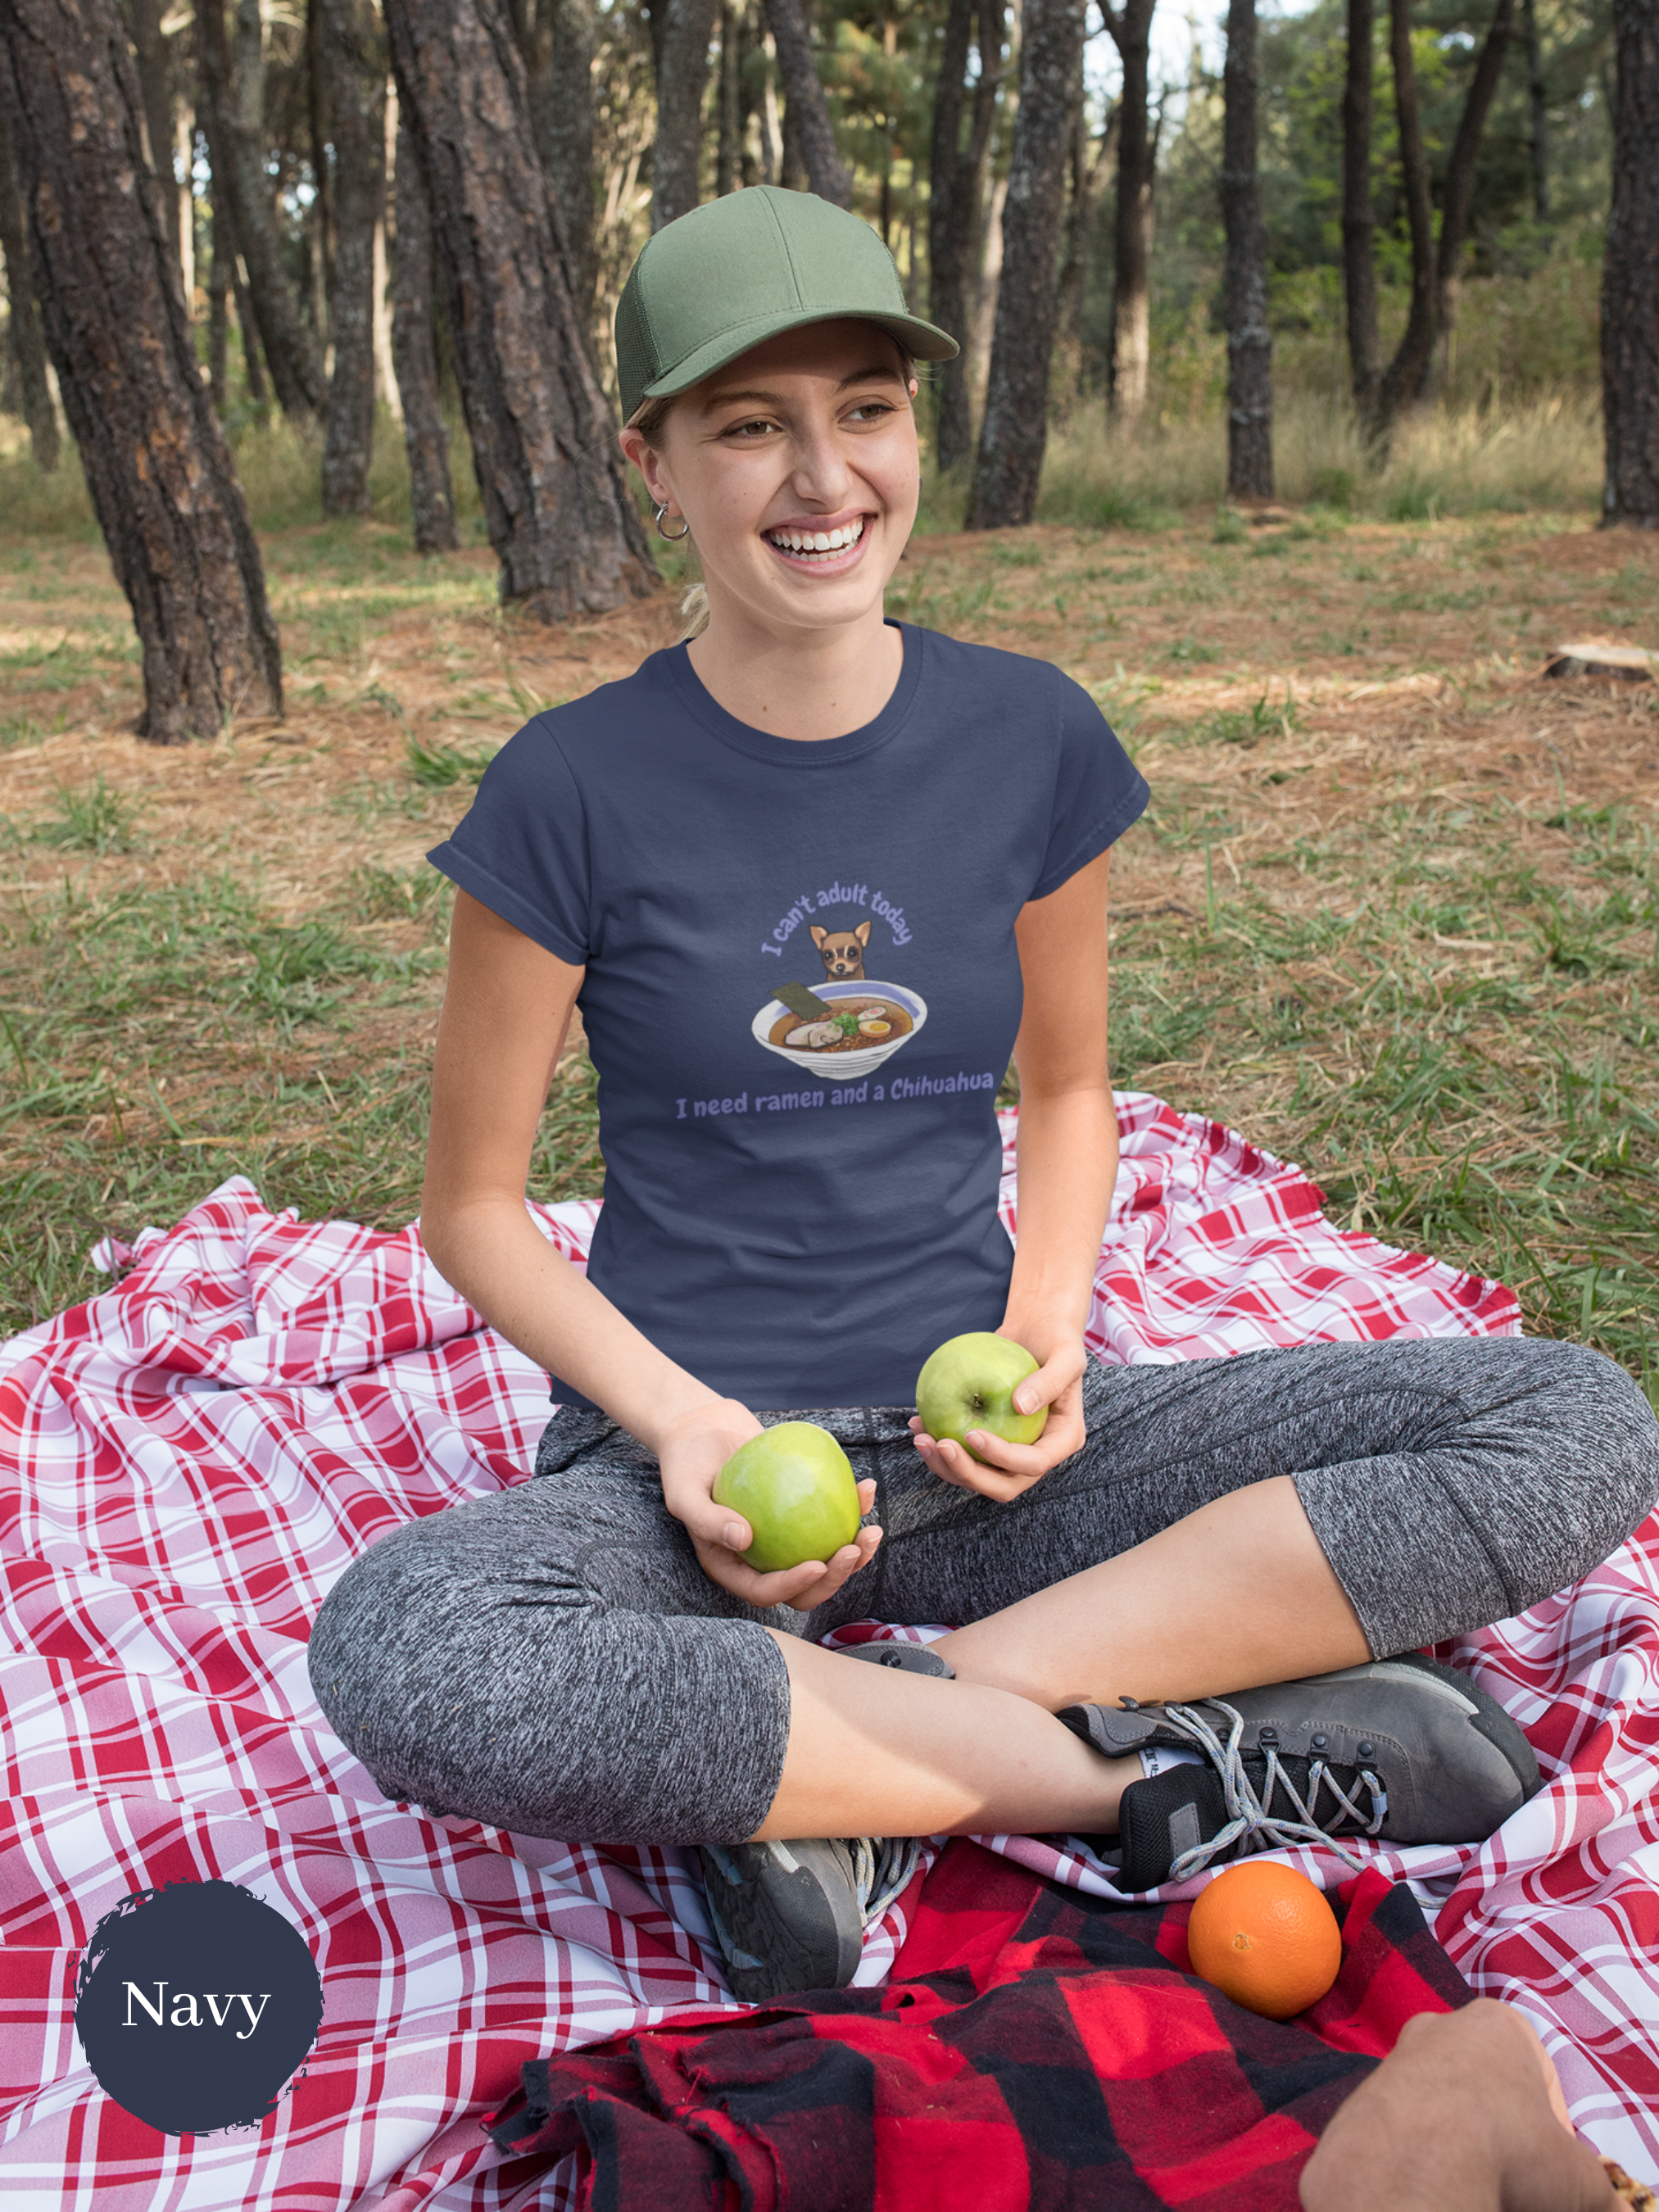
[
  {"left": 723, "top": 417, "right": 777, "bottom": 440},
  {"left": 845, "top": 402, "right": 895, "bottom": 424}
]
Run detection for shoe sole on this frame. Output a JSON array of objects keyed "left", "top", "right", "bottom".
[{"left": 698, "top": 1839, "right": 863, "bottom": 2002}]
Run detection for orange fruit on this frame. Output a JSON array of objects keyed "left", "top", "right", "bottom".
[{"left": 1185, "top": 1861, "right": 1342, "bottom": 2020}]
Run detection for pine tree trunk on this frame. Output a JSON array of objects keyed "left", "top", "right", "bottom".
[
  {"left": 967, "top": 0, "right": 1083, "bottom": 528},
  {"left": 383, "top": 0, "right": 657, "bottom": 619},
  {"left": 390, "top": 116, "right": 459, "bottom": 552},
  {"left": 1602, "top": 0, "right": 1659, "bottom": 528},
  {"left": 128, "top": 0, "right": 184, "bottom": 279},
  {"left": 1432, "top": 0, "right": 1515, "bottom": 389},
  {"left": 762, "top": 0, "right": 851, "bottom": 206},
  {"left": 1523, "top": 0, "right": 1549, "bottom": 220},
  {"left": 306, "top": 0, "right": 334, "bottom": 341},
  {"left": 1103, "top": 0, "right": 1157, "bottom": 424},
  {"left": 320, "top": 0, "right": 388, "bottom": 515},
  {"left": 1053, "top": 97, "right": 1112, "bottom": 419},
  {"left": 1342, "top": 0, "right": 1380, "bottom": 427},
  {"left": 198, "top": 0, "right": 325, "bottom": 421},
  {"left": 0, "top": 116, "right": 58, "bottom": 469},
  {"left": 652, "top": 0, "right": 720, "bottom": 228},
  {"left": 716, "top": 0, "right": 740, "bottom": 195},
  {"left": 544, "top": 0, "right": 596, "bottom": 318},
  {"left": 230, "top": 217, "right": 271, "bottom": 408},
  {"left": 208, "top": 206, "right": 230, "bottom": 409},
  {"left": 0, "top": 0, "right": 281, "bottom": 739},
  {"left": 928, "top": 0, "right": 1002, "bottom": 473},
  {"left": 1373, "top": 0, "right": 1437, "bottom": 433},
  {"left": 1222, "top": 0, "right": 1271, "bottom": 498}
]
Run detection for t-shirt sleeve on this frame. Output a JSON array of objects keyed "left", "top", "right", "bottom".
[
  {"left": 1030, "top": 670, "right": 1151, "bottom": 900},
  {"left": 425, "top": 714, "right": 592, "bottom": 963}
]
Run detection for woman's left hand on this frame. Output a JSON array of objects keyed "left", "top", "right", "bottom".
[{"left": 909, "top": 1321, "right": 1087, "bottom": 1502}]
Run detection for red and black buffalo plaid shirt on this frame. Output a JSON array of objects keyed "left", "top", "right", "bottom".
[{"left": 487, "top": 1841, "right": 1471, "bottom": 2210}]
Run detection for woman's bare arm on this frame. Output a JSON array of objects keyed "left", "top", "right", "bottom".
[
  {"left": 911, "top": 847, "right": 1117, "bottom": 1498},
  {"left": 420, "top": 890, "right": 881, "bottom": 1605}
]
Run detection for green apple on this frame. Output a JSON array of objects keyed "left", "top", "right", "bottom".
[
  {"left": 915, "top": 1332, "right": 1047, "bottom": 1462},
  {"left": 712, "top": 1421, "right": 862, "bottom": 1572}
]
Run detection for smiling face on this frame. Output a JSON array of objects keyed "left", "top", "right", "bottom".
[{"left": 619, "top": 319, "right": 921, "bottom": 644}]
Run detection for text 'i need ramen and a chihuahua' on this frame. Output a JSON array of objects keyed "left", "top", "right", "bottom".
[{"left": 673, "top": 885, "right": 997, "bottom": 1122}]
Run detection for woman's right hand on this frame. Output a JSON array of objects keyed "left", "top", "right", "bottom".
[{"left": 655, "top": 1398, "right": 882, "bottom": 1613}]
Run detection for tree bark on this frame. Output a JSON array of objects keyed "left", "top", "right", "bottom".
[
  {"left": 0, "top": 114, "right": 57, "bottom": 469},
  {"left": 544, "top": 0, "right": 596, "bottom": 315},
  {"left": 383, "top": 0, "right": 657, "bottom": 618},
  {"left": 126, "top": 0, "right": 184, "bottom": 278},
  {"left": 320, "top": 0, "right": 388, "bottom": 515},
  {"left": 390, "top": 114, "right": 458, "bottom": 551},
  {"left": 1372, "top": 0, "right": 1436, "bottom": 433},
  {"left": 197, "top": 0, "right": 326, "bottom": 421},
  {"left": 1341, "top": 0, "right": 1380, "bottom": 425},
  {"left": 208, "top": 204, "right": 229, "bottom": 408},
  {"left": 716, "top": 0, "right": 740, "bottom": 196},
  {"left": 1432, "top": 0, "right": 1515, "bottom": 388},
  {"left": 762, "top": 0, "right": 851, "bottom": 206},
  {"left": 1522, "top": 0, "right": 1548, "bottom": 220},
  {"left": 967, "top": 0, "right": 1083, "bottom": 528},
  {"left": 928, "top": 0, "right": 1002, "bottom": 471},
  {"left": 1102, "top": 0, "right": 1158, "bottom": 424},
  {"left": 1054, "top": 96, "right": 1113, "bottom": 416},
  {"left": 306, "top": 0, "right": 333, "bottom": 339},
  {"left": 650, "top": 0, "right": 720, "bottom": 228},
  {"left": 236, "top": 253, "right": 269, "bottom": 407},
  {"left": 513, "top": 0, "right": 597, "bottom": 320},
  {"left": 1222, "top": 0, "right": 1271, "bottom": 498},
  {"left": 0, "top": 0, "right": 281, "bottom": 738},
  {"left": 1602, "top": 0, "right": 1659, "bottom": 528}
]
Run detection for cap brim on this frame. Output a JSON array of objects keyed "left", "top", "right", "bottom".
[{"left": 639, "top": 306, "right": 959, "bottom": 406}]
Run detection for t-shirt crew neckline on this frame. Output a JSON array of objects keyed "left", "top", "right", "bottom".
[{"left": 662, "top": 618, "right": 922, "bottom": 767}]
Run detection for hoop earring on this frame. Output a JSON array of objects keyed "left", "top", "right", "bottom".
[{"left": 655, "top": 503, "right": 691, "bottom": 542}]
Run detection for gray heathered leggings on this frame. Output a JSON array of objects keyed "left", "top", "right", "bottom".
[{"left": 306, "top": 1335, "right": 1659, "bottom": 1847}]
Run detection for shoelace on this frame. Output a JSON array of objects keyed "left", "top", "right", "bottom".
[
  {"left": 1149, "top": 1698, "right": 1389, "bottom": 1881},
  {"left": 846, "top": 1834, "right": 924, "bottom": 1926}
]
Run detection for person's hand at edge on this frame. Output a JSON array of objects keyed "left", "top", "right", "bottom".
[
  {"left": 656, "top": 1398, "right": 883, "bottom": 1611},
  {"left": 1298, "top": 2001, "right": 1620, "bottom": 2212},
  {"left": 909, "top": 1320, "right": 1087, "bottom": 1502}
]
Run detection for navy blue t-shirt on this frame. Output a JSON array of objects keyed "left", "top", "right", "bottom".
[{"left": 428, "top": 623, "right": 1149, "bottom": 1409}]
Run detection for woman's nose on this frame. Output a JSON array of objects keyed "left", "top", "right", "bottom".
[{"left": 787, "top": 423, "right": 854, "bottom": 506}]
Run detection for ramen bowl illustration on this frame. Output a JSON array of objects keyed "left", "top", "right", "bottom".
[{"left": 751, "top": 980, "right": 929, "bottom": 1081}]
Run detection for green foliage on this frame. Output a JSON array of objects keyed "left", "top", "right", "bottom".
[
  {"left": 34, "top": 773, "right": 141, "bottom": 854},
  {"left": 404, "top": 732, "right": 498, "bottom": 787}
]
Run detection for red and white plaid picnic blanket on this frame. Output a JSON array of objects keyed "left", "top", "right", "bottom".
[{"left": 2, "top": 1093, "right": 1654, "bottom": 2208}]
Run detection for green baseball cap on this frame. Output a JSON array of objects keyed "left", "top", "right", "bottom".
[{"left": 615, "top": 186, "right": 958, "bottom": 424}]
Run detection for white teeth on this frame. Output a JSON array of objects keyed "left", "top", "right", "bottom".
[{"left": 768, "top": 519, "right": 865, "bottom": 556}]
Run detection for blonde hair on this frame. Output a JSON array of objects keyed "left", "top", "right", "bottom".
[{"left": 677, "top": 582, "right": 711, "bottom": 641}]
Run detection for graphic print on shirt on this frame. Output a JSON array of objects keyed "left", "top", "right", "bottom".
[{"left": 751, "top": 882, "right": 927, "bottom": 1084}]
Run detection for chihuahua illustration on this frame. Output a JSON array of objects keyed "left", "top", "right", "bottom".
[{"left": 810, "top": 920, "right": 872, "bottom": 980}]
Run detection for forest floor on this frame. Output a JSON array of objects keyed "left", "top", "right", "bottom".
[{"left": 1, "top": 506, "right": 1656, "bottom": 1399}]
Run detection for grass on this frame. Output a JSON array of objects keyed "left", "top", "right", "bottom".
[
  {"left": 1099, "top": 774, "right": 1659, "bottom": 1398},
  {"left": 33, "top": 772, "right": 142, "bottom": 854},
  {"left": 0, "top": 451, "right": 1653, "bottom": 1407},
  {"left": 1004, "top": 392, "right": 1607, "bottom": 535}
]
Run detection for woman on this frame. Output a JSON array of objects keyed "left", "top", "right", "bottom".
[{"left": 307, "top": 188, "right": 1658, "bottom": 2002}]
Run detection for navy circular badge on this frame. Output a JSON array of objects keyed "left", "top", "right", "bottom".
[{"left": 74, "top": 1880, "right": 323, "bottom": 2134}]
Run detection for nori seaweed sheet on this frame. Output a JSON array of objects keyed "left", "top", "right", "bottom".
[{"left": 774, "top": 981, "right": 832, "bottom": 1020}]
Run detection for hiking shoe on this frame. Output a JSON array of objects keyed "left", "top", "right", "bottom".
[
  {"left": 697, "top": 1834, "right": 922, "bottom": 2001},
  {"left": 1058, "top": 1652, "right": 1541, "bottom": 1891}
]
